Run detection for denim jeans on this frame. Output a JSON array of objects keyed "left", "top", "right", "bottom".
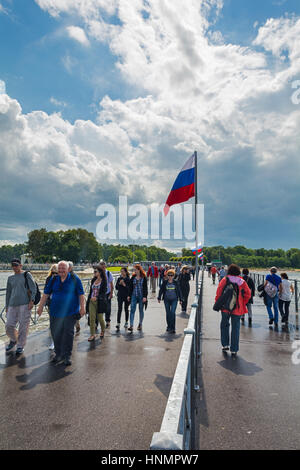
[
  {"left": 130, "top": 295, "right": 144, "bottom": 326},
  {"left": 247, "top": 303, "right": 252, "bottom": 319},
  {"left": 220, "top": 312, "right": 241, "bottom": 353},
  {"left": 50, "top": 314, "right": 77, "bottom": 359},
  {"left": 164, "top": 299, "right": 178, "bottom": 331},
  {"left": 266, "top": 294, "right": 279, "bottom": 324}
]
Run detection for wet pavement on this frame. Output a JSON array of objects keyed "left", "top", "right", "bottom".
[
  {"left": 0, "top": 285, "right": 194, "bottom": 450},
  {"left": 197, "top": 272, "right": 300, "bottom": 450}
]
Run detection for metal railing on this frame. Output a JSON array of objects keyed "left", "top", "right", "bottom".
[
  {"left": 150, "top": 268, "right": 204, "bottom": 450},
  {"left": 0, "top": 264, "right": 93, "bottom": 271},
  {"left": 250, "top": 273, "right": 300, "bottom": 312}
]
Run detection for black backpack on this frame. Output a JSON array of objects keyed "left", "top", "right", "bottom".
[
  {"left": 213, "top": 277, "right": 239, "bottom": 313},
  {"left": 24, "top": 271, "right": 41, "bottom": 305}
]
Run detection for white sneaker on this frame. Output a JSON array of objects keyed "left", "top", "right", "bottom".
[
  {"left": 124, "top": 322, "right": 128, "bottom": 328},
  {"left": 49, "top": 342, "right": 55, "bottom": 351}
]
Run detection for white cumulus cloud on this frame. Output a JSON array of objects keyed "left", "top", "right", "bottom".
[
  {"left": 0, "top": 79, "right": 6, "bottom": 94},
  {"left": 66, "top": 25, "right": 90, "bottom": 46},
  {"left": 1, "top": 0, "right": 300, "bottom": 247}
]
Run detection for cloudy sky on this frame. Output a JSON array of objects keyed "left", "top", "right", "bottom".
[{"left": 0, "top": 0, "right": 300, "bottom": 251}]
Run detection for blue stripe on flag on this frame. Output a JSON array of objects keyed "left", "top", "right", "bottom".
[{"left": 171, "top": 167, "right": 195, "bottom": 191}]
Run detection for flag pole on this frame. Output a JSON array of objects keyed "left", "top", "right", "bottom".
[{"left": 194, "top": 150, "right": 199, "bottom": 295}]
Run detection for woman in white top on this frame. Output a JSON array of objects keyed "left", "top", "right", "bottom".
[{"left": 278, "top": 273, "right": 294, "bottom": 325}]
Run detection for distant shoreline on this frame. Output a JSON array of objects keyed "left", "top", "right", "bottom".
[{"left": 247, "top": 268, "right": 300, "bottom": 272}]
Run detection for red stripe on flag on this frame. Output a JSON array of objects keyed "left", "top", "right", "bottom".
[{"left": 164, "top": 183, "right": 195, "bottom": 216}]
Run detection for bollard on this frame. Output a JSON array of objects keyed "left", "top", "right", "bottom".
[{"left": 295, "top": 281, "right": 298, "bottom": 313}]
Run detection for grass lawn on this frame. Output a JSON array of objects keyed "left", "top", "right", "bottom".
[{"left": 107, "top": 266, "right": 128, "bottom": 272}]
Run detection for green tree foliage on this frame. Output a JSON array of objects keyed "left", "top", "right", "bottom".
[
  {"left": 2, "top": 234, "right": 299, "bottom": 268},
  {"left": 203, "top": 246, "right": 300, "bottom": 269},
  {"left": 26, "top": 228, "right": 101, "bottom": 263},
  {"left": 0, "top": 244, "right": 27, "bottom": 263},
  {"left": 133, "top": 248, "right": 147, "bottom": 261},
  {"left": 0, "top": 230, "right": 177, "bottom": 264}
]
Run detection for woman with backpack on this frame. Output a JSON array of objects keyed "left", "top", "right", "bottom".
[
  {"left": 86, "top": 266, "right": 107, "bottom": 341},
  {"left": 264, "top": 267, "right": 282, "bottom": 328},
  {"left": 115, "top": 267, "right": 130, "bottom": 330},
  {"left": 214, "top": 264, "right": 251, "bottom": 356}
]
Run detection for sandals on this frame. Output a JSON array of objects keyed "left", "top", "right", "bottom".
[
  {"left": 88, "top": 335, "right": 96, "bottom": 342},
  {"left": 100, "top": 331, "right": 105, "bottom": 338}
]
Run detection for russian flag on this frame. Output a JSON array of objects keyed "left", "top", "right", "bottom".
[
  {"left": 192, "top": 245, "right": 202, "bottom": 255},
  {"left": 164, "top": 154, "right": 195, "bottom": 216}
]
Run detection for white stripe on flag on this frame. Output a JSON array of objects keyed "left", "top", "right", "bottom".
[{"left": 181, "top": 154, "right": 195, "bottom": 172}]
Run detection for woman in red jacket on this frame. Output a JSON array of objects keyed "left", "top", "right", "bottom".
[{"left": 214, "top": 264, "right": 251, "bottom": 356}]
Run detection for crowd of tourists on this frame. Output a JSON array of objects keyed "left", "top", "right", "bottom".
[
  {"left": 4, "top": 259, "right": 193, "bottom": 366},
  {"left": 4, "top": 258, "right": 295, "bottom": 364}
]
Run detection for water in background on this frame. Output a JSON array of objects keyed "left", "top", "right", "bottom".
[
  {"left": 251, "top": 271, "right": 300, "bottom": 281},
  {"left": 0, "top": 271, "right": 94, "bottom": 289}
]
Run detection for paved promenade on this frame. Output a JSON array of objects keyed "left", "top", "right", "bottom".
[
  {"left": 197, "top": 272, "right": 300, "bottom": 450},
  {"left": 0, "top": 283, "right": 194, "bottom": 450}
]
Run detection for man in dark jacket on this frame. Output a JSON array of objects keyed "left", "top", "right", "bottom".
[
  {"left": 115, "top": 267, "right": 130, "bottom": 330},
  {"left": 241, "top": 268, "right": 255, "bottom": 326},
  {"left": 178, "top": 266, "right": 191, "bottom": 314}
]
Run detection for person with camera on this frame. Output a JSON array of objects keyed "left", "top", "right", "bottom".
[{"left": 86, "top": 266, "right": 107, "bottom": 341}]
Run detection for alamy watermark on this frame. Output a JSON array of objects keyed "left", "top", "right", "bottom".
[
  {"left": 291, "top": 80, "right": 300, "bottom": 105},
  {"left": 95, "top": 196, "right": 204, "bottom": 247},
  {"left": 291, "top": 340, "right": 300, "bottom": 365}
]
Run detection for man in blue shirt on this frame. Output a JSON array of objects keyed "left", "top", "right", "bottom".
[
  {"left": 264, "top": 266, "right": 282, "bottom": 327},
  {"left": 38, "top": 261, "right": 85, "bottom": 365}
]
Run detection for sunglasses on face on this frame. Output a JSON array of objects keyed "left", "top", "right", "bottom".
[{"left": 168, "top": 274, "right": 174, "bottom": 277}]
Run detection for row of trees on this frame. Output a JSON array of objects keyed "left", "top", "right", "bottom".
[
  {"left": 0, "top": 244, "right": 27, "bottom": 263},
  {"left": 179, "top": 246, "right": 300, "bottom": 269},
  {"left": 0, "top": 229, "right": 177, "bottom": 264},
  {"left": 101, "top": 244, "right": 176, "bottom": 264},
  {"left": 1, "top": 232, "right": 299, "bottom": 268}
]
